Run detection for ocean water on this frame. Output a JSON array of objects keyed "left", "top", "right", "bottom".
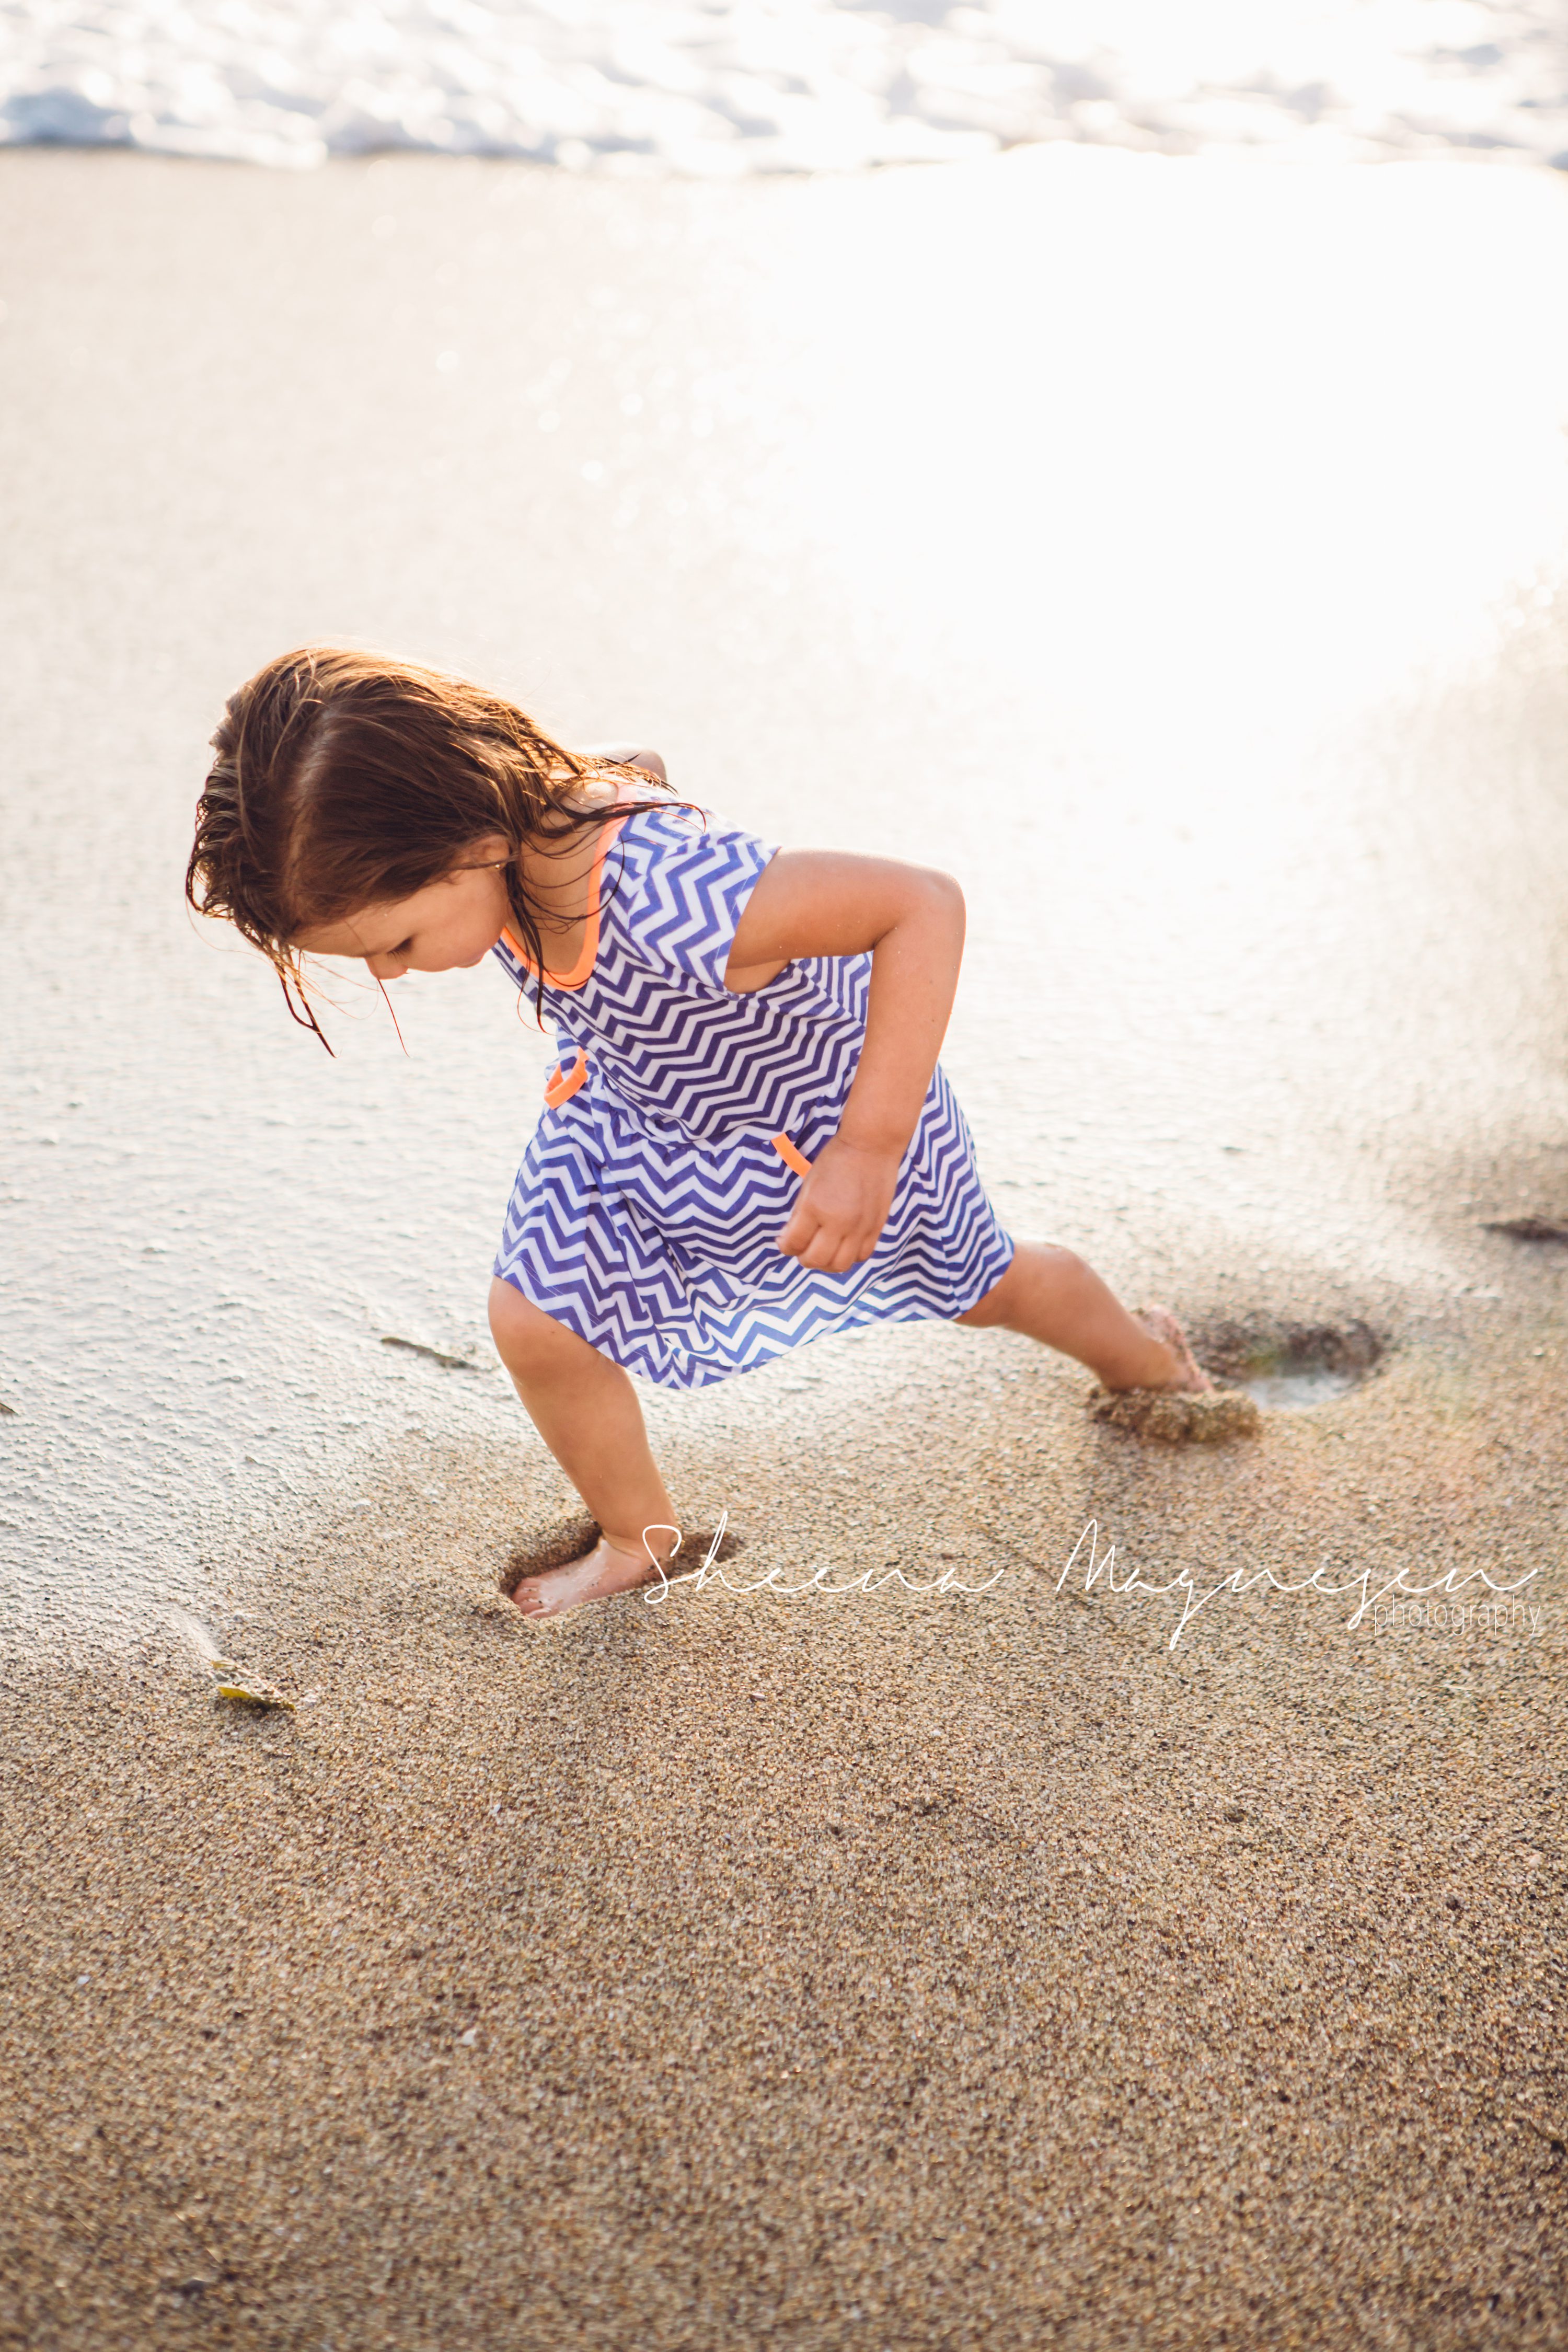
[{"left": 1, "top": 0, "right": 1565, "bottom": 174}]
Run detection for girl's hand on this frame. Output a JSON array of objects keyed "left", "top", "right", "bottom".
[{"left": 777, "top": 1136, "right": 901, "bottom": 1272}]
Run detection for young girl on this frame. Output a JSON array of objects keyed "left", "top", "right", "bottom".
[{"left": 187, "top": 647, "right": 1210, "bottom": 1620}]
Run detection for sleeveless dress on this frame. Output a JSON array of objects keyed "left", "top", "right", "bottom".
[{"left": 491, "top": 802, "right": 1015, "bottom": 1391}]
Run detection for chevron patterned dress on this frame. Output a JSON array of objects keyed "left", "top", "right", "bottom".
[{"left": 491, "top": 803, "right": 1015, "bottom": 1390}]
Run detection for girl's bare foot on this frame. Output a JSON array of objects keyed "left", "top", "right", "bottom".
[
  {"left": 1089, "top": 1306, "right": 1258, "bottom": 1442},
  {"left": 510, "top": 1534, "right": 678, "bottom": 1622},
  {"left": 1128, "top": 1305, "right": 1214, "bottom": 1394}
]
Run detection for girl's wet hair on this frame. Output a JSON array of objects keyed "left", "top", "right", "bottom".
[{"left": 186, "top": 644, "right": 674, "bottom": 1047}]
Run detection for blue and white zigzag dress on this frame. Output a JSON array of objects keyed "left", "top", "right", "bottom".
[{"left": 491, "top": 803, "right": 1015, "bottom": 1390}]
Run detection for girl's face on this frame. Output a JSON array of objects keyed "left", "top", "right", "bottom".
[{"left": 292, "top": 835, "right": 513, "bottom": 980}]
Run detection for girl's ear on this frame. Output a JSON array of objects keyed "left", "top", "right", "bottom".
[{"left": 448, "top": 833, "right": 514, "bottom": 880}]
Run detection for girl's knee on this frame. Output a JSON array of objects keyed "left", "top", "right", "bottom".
[
  {"left": 955, "top": 1241, "right": 1087, "bottom": 1331},
  {"left": 1028, "top": 1242, "right": 1096, "bottom": 1309},
  {"left": 1037, "top": 1241, "right": 1088, "bottom": 1280},
  {"left": 488, "top": 1277, "right": 581, "bottom": 1376}
]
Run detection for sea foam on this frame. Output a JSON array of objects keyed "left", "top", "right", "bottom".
[{"left": 1, "top": 0, "right": 1565, "bottom": 175}]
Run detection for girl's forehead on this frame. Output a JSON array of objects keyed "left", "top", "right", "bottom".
[
  {"left": 297, "top": 875, "right": 432, "bottom": 936},
  {"left": 291, "top": 858, "right": 506, "bottom": 956},
  {"left": 293, "top": 898, "right": 410, "bottom": 953},
  {"left": 291, "top": 915, "right": 372, "bottom": 954}
]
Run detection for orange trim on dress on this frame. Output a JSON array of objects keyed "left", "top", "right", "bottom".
[
  {"left": 544, "top": 1047, "right": 590, "bottom": 1108},
  {"left": 771, "top": 1133, "right": 813, "bottom": 1178},
  {"left": 501, "top": 810, "right": 631, "bottom": 993}
]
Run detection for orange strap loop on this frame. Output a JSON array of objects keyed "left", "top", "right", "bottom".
[
  {"left": 544, "top": 1047, "right": 590, "bottom": 1109},
  {"left": 771, "top": 1132, "right": 813, "bottom": 1179}
]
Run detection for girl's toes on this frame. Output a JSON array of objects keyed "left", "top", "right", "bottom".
[{"left": 1133, "top": 1304, "right": 1213, "bottom": 1393}]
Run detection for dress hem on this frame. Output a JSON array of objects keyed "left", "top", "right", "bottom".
[{"left": 491, "top": 1221, "right": 1017, "bottom": 1392}]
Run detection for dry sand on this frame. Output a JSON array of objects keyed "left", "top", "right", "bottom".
[{"left": 3, "top": 147, "right": 1568, "bottom": 2348}]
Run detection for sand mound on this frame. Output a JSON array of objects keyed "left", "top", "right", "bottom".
[{"left": 1087, "top": 1382, "right": 1262, "bottom": 1444}]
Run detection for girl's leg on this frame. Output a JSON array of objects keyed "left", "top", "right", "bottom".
[
  {"left": 488, "top": 1277, "right": 682, "bottom": 1619},
  {"left": 954, "top": 1243, "right": 1209, "bottom": 1391}
]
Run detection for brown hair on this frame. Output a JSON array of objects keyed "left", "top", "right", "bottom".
[{"left": 185, "top": 644, "right": 676, "bottom": 1046}]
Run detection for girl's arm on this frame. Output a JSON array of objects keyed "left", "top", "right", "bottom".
[
  {"left": 724, "top": 851, "right": 966, "bottom": 1272},
  {"left": 581, "top": 742, "right": 667, "bottom": 781}
]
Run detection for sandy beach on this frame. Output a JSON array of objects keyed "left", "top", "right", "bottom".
[{"left": 2, "top": 145, "right": 1567, "bottom": 2347}]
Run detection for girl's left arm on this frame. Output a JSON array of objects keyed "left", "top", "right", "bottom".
[
  {"left": 581, "top": 742, "right": 667, "bottom": 781},
  {"left": 724, "top": 850, "right": 966, "bottom": 1272}
]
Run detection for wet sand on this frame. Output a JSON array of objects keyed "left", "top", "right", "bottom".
[{"left": 4, "top": 148, "right": 1568, "bottom": 2346}]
